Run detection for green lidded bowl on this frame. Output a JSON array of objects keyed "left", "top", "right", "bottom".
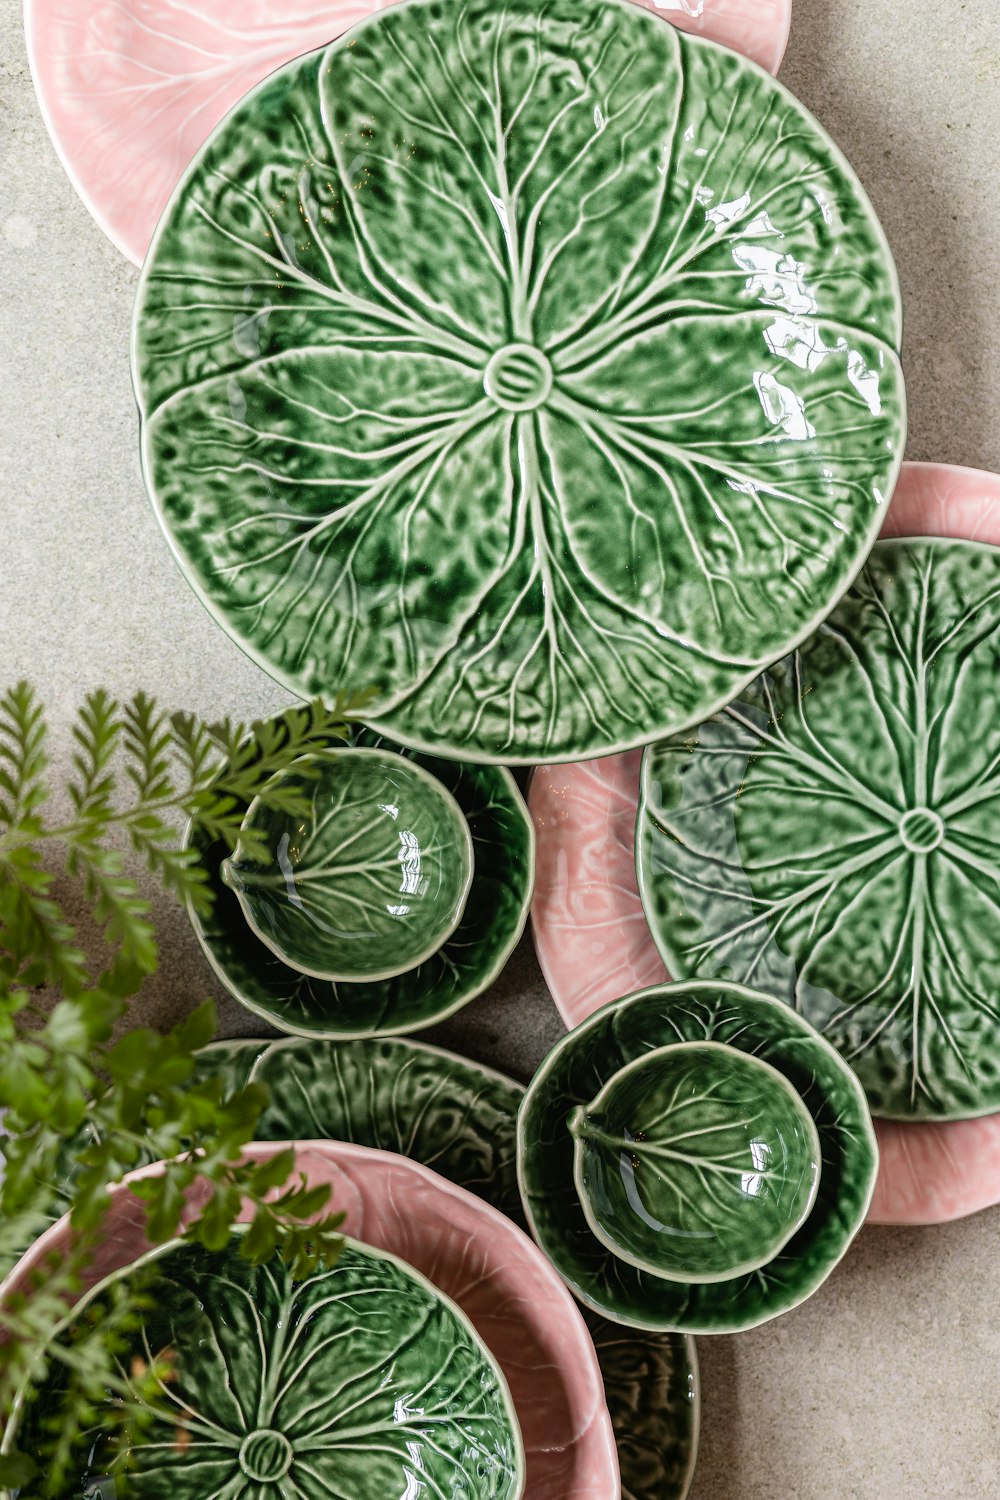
[
  {"left": 570, "top": 1040, "right": 821, "bottom": 1282},
  {"left": 4, "top": 1231, "right": 526, "bottom": 1499},
  {"left": 221, "top": 747, "right": 475, "bottom": 982}
]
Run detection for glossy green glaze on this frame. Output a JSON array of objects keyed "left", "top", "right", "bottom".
[
  {"left": 518, "top": 982, "right": 877, "bottom": 1333},
  {"left": 38, "top": 1037, "right": 699, "bottom": 1500},
  {"left": 187, "top": 722, "right": 533, "bottom": 1036},
  {"left": 638, "top": 538, "right": 1000, "bottom": 1121},
  {"left": 10, "top": 1235, "right": 525, "bottom": 1498},
  {"left": 221, "top": 749, "right": 474, "bottom": 981},
  {"left": 571, "top": 1041, "right": 821, "bottom": 1282},
  {"left": 133, "top": 0, "right": 904, "bottom": 765}
]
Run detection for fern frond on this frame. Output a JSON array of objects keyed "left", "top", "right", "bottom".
[
  {"left": 122, "top": 692, "right": 175, "bottom": 804},
  {"left": 68, "top": 691, "right": 121, "bottom": 825},
  {"left": 0, "top": 850, "right": 89, "bottom": 994},
  {"left": 0, "top": 682, "right": 49, "bottom": 828},
  {"left": 65, "top": 840, "right": 157, "bottom": 981}
]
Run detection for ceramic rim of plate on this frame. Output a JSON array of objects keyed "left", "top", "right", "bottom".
[{"left": 23, "top": 0, "right": 792, "bottom": 267}]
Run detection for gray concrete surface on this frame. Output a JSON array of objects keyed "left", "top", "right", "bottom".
[{"left": 2, "top": 0, "right": 999, "bottom": 1493}]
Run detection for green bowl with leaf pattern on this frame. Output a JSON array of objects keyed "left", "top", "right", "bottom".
[
  {"left": 220, "top": 747, "right": 474, "bottom": 982},
  {"left": 569, "top": 1039, "right": 822, "bottom": 1283},
  {"left": 184, "top": 717, "right": 534, "bottom": 1038},
  {"left": 5, "top": 1231, "right": 526, "bottom": 1499},
  {"left": 518, "top": 981, "right": 878, "bottom": 1333}
]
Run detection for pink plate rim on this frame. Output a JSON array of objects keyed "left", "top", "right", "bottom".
[{"left": 24, "top": 0, "right": 792, "bottom": 267}]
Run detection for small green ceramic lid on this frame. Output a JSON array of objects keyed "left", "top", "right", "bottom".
[
  {"left": 221, "top": 747, "right": 474, "bottom": 982},
  {"left": 570, "top": 1040, "right": 821, "bottom": 1282}
]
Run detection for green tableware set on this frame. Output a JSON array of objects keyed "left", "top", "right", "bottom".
[{"left": 11, "top": 0, "right": 1000, "bottom": 1493}]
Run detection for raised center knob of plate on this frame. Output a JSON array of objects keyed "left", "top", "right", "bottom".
[
  {"left": 239, "top": 1429, "right": 293, "bottom": 1481},
  {"left": 899, "top": 807, "right": 945, "bottom": 853},
  {"left": 483, "top": 343, "right": 553, "bottom": 411}
]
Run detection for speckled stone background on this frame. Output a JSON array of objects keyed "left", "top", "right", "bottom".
[{"left": 2, "top": 0, "right": 1000, "bottom": 1494}]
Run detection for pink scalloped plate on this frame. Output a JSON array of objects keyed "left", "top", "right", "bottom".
[
  {"left": 530, "top": 461, "right": 1000, "bottom": 1229},
  {"left": 2, "top": 1141, "right": 620, "bottom": 1499},
  {"left": 24, "top": 0, "right": 792, "bottom": 266}
]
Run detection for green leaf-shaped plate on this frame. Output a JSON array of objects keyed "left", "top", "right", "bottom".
[
  {"left": 637, "top": 537, "right": 1000, "bottom": 1120},
  {"left": 186, "top": 723, "right": 533, "bottom": 1035},
  {"left": 8, "top": 1233, "right": 525, "bottom": 1498},
  {"left": 133, "top": 0, "right": 905, "bottom": 764},
  {"left": 221, "top": 748, "right": 475, "bottom": 981},
  {"left": 518, "top": 982, "right": 878, "bottom": 1332},
  {"left": 41, "top": 1037, "right": 699, "bottom": 1500}
]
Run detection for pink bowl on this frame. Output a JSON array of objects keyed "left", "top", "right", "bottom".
[
  {"left": 530, "top": 460, "right": 1000, "bottom": 1229},
  {"left": 25, "top": 0, "right": 791, "bottom": 265},
  {"left": 2, "top": 1141, "right": 620, "bottom": 1500}
]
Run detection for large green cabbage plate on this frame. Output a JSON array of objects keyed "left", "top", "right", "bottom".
[{"left": 133, "top": 0, "right": 904, "bottom": 763}]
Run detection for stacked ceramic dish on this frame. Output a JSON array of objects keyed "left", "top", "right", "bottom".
[
  {"left": 3, "top": 1039, "right": 690, "bottom": 1499},
  {"left": 531, "top": 461, "right": 1000, "bottom": 1233},
  {"left": 186, "top": 726, "right": 535, "bottom": 1037},
  {"left": 519, "top": 983, "right": 877, "bottom": 1334},
  {"left": 8, "top": 1221, "right": 530, "bottom": 1498},
  {"left": 14, "top": 0, "right": 1000, "bottom": 1491}
]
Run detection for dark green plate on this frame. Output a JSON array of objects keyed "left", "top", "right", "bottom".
[
  {"left": 186, "top": 725, "right": 534, "bottom": 1037},
  {"left": 518, "top": 983, "right": 877, "bottom": 1333}
]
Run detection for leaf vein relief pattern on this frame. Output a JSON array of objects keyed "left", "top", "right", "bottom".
[
  {"left": 117, "top": 1242, "right": 520, "bottom": 1497},
  {"left": 135, "top": 0, "right": 904, "bottom": 760},
  {"left": 639, "top": 539, "right": 1000, "bottom": 1119}
]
